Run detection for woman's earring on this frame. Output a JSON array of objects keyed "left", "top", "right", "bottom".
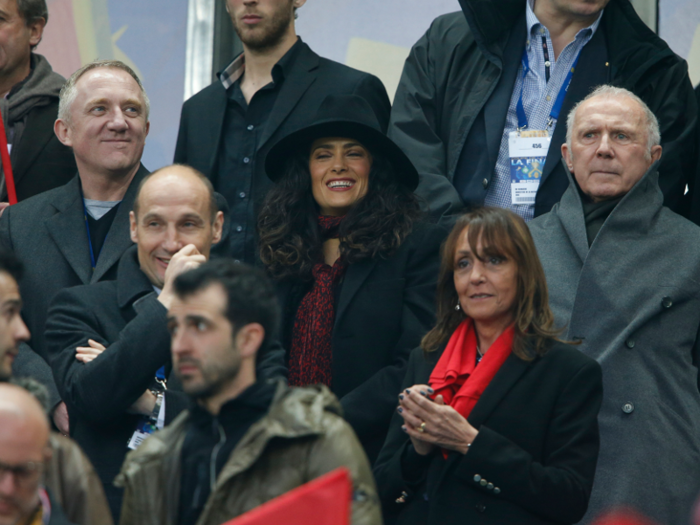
[{"left": 455, "top": 302, "right": 461, "bottom": 311}]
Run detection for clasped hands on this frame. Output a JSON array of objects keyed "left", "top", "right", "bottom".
[{"left": 397, "top": 384, "right": 478, "bottom": 456}]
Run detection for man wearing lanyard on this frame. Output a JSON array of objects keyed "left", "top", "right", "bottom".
[
  {"left": 389, "top": 0, "right": 697, "bottom": 224},
  {"left": 0, "top": 59, "right": 150, "bottom": 438},
  {"left": 43, "top": 166, "right": 232, "bottom": 522}
]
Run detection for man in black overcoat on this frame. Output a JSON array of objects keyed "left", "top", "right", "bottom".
[
  {"left": 44, "top": 165, "right": 283, "bottom": 522},
  {"left": 174, "top": 0, "right": 391, "bottom": 263},
  {"left": 0, "top": 59, "right": 151, "bottom": 435},
  {"left": 390, "top": 0, "right": 697, "bottom": 223}
]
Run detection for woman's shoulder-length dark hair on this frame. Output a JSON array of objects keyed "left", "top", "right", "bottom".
[
  {"left": 421, "top": 207, "right": 563, "bottom": 361},
  {"left": 257, "top": 149, "right": 422, "bottom": 280}
]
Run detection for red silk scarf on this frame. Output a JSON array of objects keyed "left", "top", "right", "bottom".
[
  {"left": 429, "top": 319, "right": 514, "bottom": 455},
  {"left": 288, "top": 215, "right": 347, "bottom": 387}
]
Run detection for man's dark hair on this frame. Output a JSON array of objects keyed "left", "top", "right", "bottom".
[
  {"left": 17, "top": 0, "right": 48, "bottom": 24},
  {"left": 173, "top": 260, "right": 280, "bottom": 351},
  {"left": 0, "top": 250, "right": 23, "bottom": 283}
]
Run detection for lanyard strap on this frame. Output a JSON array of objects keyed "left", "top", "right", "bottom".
[
  {"left": 0, "top": 110, "right": 17, "bottom": 205},
  {"left": 516, "top": 47, "right": 581, "bottom": 130}
]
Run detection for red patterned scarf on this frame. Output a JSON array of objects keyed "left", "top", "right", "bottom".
[
  {"left": 288, "top": 215, "right": 347, "bottom": 387},
  {"left": 429, "top": 319, "right": 513, "bottom": 456}
]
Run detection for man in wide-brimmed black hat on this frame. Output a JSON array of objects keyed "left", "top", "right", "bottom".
[{"left": 173, "top": 0, "right": 391, "bottom": 265}]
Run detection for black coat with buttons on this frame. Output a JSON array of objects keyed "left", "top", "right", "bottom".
[{"left": 373, "top": 340, "right": 603, "bottom": 525}]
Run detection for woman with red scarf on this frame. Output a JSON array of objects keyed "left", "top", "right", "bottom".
[
  {"left": 257, "top": 94, "right": 448, "bottom": 464},
  {"left": 374, "top": 208, "right": 603, "bottom": 525}
]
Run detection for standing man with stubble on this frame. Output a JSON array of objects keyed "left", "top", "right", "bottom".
[{"left": 174, "top": 0, "right": 390, "bottom": 264}]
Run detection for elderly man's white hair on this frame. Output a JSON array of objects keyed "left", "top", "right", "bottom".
[{"left": 565, "top": 85, "right": 661, "bottom": 159}]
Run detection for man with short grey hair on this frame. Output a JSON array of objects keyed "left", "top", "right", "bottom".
[
  {"left": 0, "top": 59, "right": 150, "bottom": 436},
  {"left": 0, "top": 0, "right": 76, "bottom": 210},
  {"left": 529, "top": 85, "right": 700, "bottom": 524}
]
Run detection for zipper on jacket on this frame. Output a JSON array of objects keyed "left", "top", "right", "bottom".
[{"left": 210, "top": 421, "right": 226, "bottom": 491}]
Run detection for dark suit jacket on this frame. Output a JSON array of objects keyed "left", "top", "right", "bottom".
[
  {"left": 0, "top": 165, "right": 148, "bottom": 408},
  {"left": 44, "top": 245, "right": 287, "bottom": 521},
  {"left": 44, "top": 246, "right": 189, "bottom": 521},
  {"left": 174, "top": 40, "right": 391, "bottom": 263},
  {"left": 374, "top": 342, "right": 603, "bottom": 525},
  {"left": 277, "top": 222, "right": 448, "bottom": 464},
  {"left": 12, "top": 99, "right": 77, "bottom": 201}
]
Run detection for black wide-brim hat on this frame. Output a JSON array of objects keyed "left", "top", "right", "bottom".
[{"left": 265, "top": 94, "right": 419, "bottom": 190}]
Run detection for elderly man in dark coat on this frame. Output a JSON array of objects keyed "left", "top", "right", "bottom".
[{"left": 529, "top": 85, "right": 700, "bottom": 525}]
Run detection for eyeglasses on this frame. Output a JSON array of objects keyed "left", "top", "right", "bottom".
[{"left": 0, "top": 460, "right": 43, "bottom": 488}]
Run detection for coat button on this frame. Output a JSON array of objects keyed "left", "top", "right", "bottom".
[
  {"left": 487, "top": 483, "right": 494, "bottom": 490},
  {"left": 482, "top": 178, "right": 488, "bottom": 188},
  {"left": 473, "top": 474, "right": 481, "bottom": 482},
  {"left": 476, "top": 503, "right": 486, "bottom": 513},
  {"left": 662, "top": 296, "right": 673, "bottom": 308},
  {"left": 622, "top": 403, "right": 634, "bottom": 414},
  {"left": 480, "top": 479, "right": 487, "bottom": 487},
  {"left": 625, "top": 339, "right": 635, "bottom": 349},
  {"left": 494, "top": 487, "right": 501, "bottom": 495}
]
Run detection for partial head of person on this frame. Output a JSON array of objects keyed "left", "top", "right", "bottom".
[
  {"left": 260, "top": 94, "right": 421, "bottom": 278},
  {"left": 533, "top": 0, "right": 610, "bottom": 23},
  {"left": 130, "top": 164, "right": 224, "bottom": 290},
  {"left": 0, "top": 250, "right": 29, "bottom": 382},
  {"left": 0, "top": 0, "right": 47, "bottom": 90},
  {"left": 563, "top": 85, "right": 662, "bottom": 203},
  {"left": 422, "top": 207, "right": 559, "bottom": 360},
  {"left": 54, "top": 59, "right": 150, "bottom": 180},
  {"left": 225, "top": 0, "right": 306, "bottom": 52},
  {"left": 167, "top": 259, "right": 280, "bottom": 415},
  {"left": 0, "top": 383, "right": 50, "bottom": 525}
]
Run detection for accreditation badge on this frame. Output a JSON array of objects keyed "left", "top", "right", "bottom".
[{"left": 508, "top": 130, "right": 550, "bottom": 205}]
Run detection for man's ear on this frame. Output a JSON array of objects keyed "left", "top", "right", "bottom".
[
  {"left": 235, "top": 323, "right": 265, "bottom": 360},
  {"left": 129, "top": 211, "right": 138, "bottom": 244},
  {"left": 28, "top": 18, "right": 46, "bottom": 48},
  {"left": 211, "top": 211, "right": 224, "bottom": 245},
  {"left": 561, "top": 143, "right": 574, "bottom": 171},
  {"left": 54, "top": 119, "right": 72, "bottom": 147},
  {"left": 650, "top": 144, "right": 662, "bottom": 164},
  {"left": 293, "top": 0, "right": 307, "bottom": 8}
]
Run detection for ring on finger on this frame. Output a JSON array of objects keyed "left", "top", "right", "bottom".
[{"left": 418, "top": 422, "right": 427, "bottom": 433}]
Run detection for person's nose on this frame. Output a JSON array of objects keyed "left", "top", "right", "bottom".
[
  {"left": 12, "top": 316, "right": 30, "bottom": 345},
  {"left": 470, "top": 260, "right": 486, "bottom": 284},
  {"left": 331, "top": 153, "right": 347, "bottom": 174},
  {"left": 596, "top": 133, "right": 614, "bottom": 158},
  {"left": 107, "top": 107, "right": 128, "bottom": 132},
  {"left": 162, "top": 225, "right": 183, "bottom": 254},
  {"left": 0, "top": 469, "right": 17, "bottom": 497}
]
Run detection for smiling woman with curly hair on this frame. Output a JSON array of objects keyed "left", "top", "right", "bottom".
[{"left": 258, "top": 94, "right": 448, "bottom": 463}]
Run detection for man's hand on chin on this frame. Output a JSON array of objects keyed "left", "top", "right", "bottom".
[{"left": 157, "top": 245, "right": 206, "bottom": 310}]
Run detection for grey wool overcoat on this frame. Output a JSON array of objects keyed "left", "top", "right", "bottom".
[{"left": 529, "top": 163, "right": 700, "bottom": 525}]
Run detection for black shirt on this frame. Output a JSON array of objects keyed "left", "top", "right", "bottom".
[
  {"left": 215, "top": 39, "right": 302, "bottom": 263},
  {"left": 178, "top": 381, "right": 276, "bottom": 525},
  {"left": 86, "top": 204, "right": 120, "bottom": 265}
]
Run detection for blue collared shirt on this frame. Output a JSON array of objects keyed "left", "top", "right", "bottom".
[{"left": 484, "top": 0, "right": 602, "bottom": 220}]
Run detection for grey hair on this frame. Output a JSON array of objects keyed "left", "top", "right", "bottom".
[
  {"left": 565, "top": 85, "right": 661, "bottom": 158},
  {"left": 58, "top": 59, "right": 151, "bottom": 124}
]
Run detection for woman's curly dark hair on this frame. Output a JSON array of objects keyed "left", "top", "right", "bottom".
[{"left": 258, "top": 150, "right": 422, "bottom": 280}]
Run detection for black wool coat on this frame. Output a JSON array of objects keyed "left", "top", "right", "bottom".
[
  {"left": 277, "top": 222, "right": 448, "bottom": 464},
  {"left": 44, "top": 246, "right": 287, "bottom": 522},
  {"left": 374, "top": 341, "right": 603, "bottom": 525},
  {"left": 173, "top": 39, "right": 391, "bottom": 263}
]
